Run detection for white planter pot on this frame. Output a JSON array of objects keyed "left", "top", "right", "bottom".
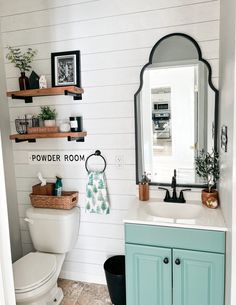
[{"left": 44, "top": 120, "right": 56, "bottom": 127}]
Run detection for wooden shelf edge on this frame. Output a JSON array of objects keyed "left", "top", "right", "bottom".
[
  {"left": 10, "top": 131, "right": 87, "bottom": 140},
  {"left": 7, "top": 86, "right": 84, "bottom": 98}
]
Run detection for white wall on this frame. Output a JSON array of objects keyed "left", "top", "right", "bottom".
[
  {"left": 0, "top": 0, "right": 220, "bottom": 283},
  {"left": 0, "top": 26, "right": 22, "bottom": 262},
  {"left": 0, "top": 131, "right": 16, "bottom": 305},
  {"left": 219, "top": 1, "right": 236, "bottom": 304}
]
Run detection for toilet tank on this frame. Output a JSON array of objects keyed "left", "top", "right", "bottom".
[{"left": 26, "top": 207, "right": 80, "bottom": 254}]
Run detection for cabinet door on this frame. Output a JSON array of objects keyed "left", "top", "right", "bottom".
[
  {"left": 173, "top": 249, "right": 224, "bottom": 305},
  {"left": 126, "top": 243, "right": 172, "bottom": 305}
]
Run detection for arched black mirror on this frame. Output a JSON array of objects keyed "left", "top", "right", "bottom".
[{"left": 135, "top": 33, "right": 218, "bottom": 187}]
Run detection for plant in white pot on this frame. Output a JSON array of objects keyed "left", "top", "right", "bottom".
[
  {"left": 195, "top": 149, "right": 220, "bottom": 209},
  {"left": 38, "top": 106, "right": 57, "bottom": 127}
]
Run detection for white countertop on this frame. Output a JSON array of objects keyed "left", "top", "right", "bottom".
[{"left": 123, "top": 198, "right": 227, "bottom": 231}]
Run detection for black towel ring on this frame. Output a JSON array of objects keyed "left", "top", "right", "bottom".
[{"left": 85, "top": 150, "right": 107, "bottom": 173}]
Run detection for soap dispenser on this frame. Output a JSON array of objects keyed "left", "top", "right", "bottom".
[
  {"left": 139, "top": 172, "right": 150, "bottom": 201},
  {"left": 54, "top": 176, "right": 62, "bottom": 196}
]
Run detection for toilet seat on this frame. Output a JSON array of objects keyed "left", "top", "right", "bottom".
[{"left": 13, "top": 252, "right": 57, "bottom": 294}]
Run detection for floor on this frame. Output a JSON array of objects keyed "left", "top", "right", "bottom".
[{"left": 58, "top": 279, "right": 113, "bottom": 305}]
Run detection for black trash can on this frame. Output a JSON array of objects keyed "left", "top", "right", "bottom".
[{"left": 104, "top": 255, "right": 126, "bottom": 305}]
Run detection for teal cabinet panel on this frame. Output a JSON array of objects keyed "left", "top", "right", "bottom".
[
  {"left": 126, "top": 244, "right": 172, "bottom": 305},
  {"left": 125, "top": 224, "right": 225, "bottom": 253},
  {"left": 173, "top": 249, "right": 224, "bottom": 305}
]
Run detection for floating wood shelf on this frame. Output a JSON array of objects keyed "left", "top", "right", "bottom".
[
  {"left": 10, "top": 131, "right": 87, "bottom": 143},
  {"left": 7, "top": 86, "right": 84, "bottom": 103}
]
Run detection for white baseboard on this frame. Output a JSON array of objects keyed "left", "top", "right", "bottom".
[{"left": 59, "top": 270, "right": 106, "bottom": 285}]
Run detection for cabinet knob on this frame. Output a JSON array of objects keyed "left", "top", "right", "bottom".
[
  {"left": 163, "top": 257, "right": 169, "bottom": 264},
  {"left": 175, "top": 258, "right": 181, "bottom": 265}
]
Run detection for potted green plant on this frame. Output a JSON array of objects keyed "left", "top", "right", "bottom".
[
  {"left": 195, "top": 149, "right": 220, "bottom": 208},
  {"left": 6, "top": 46, "right": 37, "bottom": 90},
  {"left": 38, "top": 106, "right": 57, "bottom": 127}
]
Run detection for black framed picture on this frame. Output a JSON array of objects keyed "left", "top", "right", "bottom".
[{"left": 51, "top": 50, "right": 81, "bottom": 87}]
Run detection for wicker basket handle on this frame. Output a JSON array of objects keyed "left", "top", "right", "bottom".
[{"left": 71, "top": 194, "right": 78, "bottom": 202}]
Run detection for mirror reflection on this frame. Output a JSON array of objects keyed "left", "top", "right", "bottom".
[{"left": 136, "top": 34, "right": 218, "bottom": 186}]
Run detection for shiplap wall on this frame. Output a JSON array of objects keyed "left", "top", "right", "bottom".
[{"left": 0, "top": 0, "right": 220, "bottom": 283}]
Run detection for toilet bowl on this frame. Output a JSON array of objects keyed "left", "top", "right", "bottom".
[
  {"left": 13, "top": 207, "right": 80, "bottom": 305},
  {"left": 14, "top": 252, "right": 65, "bottom": 305}
]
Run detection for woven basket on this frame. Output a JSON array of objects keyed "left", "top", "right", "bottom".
[
  {"left": 32, "top": 183, "right": 55, "bottom": 195},
  {"left": 30, "top": 191, "right": 78, "bottom": 210}
]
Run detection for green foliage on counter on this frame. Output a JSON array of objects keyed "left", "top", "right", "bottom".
[{"left": 195, "top": 149, "right": 220, "bottom": 192}]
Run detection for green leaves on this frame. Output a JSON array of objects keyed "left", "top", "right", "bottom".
[
  {"left": 38, "top": 106, "right": 57, "bottom": 120},
  {"left": 6, "top": 46, "right": 37, "bottom": 73},
  {"left": 195, "top": 149, "right": 220, "bottom": 192}
]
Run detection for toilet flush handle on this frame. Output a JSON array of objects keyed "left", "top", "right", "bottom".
[{"left": 24, "top": 218, "right": 34, "bottom": 225}]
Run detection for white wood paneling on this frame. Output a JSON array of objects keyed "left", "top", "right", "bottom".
[
  {"left": 9, "top": 101, "right": 134, "bottom": 120},
  {"left": 1, "top": 0, "right": 218, "bottom": 32},
  {"left": 5, "top": 41, "right": 219, "bottom": 78},
  {"left": 1, "top": 2, "right": 219, "bottom": 47},
  {"left": 0, "top": 0, "right": 219, "bottom": 284},
  {"left": 3, "top": 24, "right": 219, "bottom": 65},
  {"left": 14, "top": 164, "right": 135, "bottom": 180},
  {"left": 60, "top": 261, "right": 106, "bottom": 284},
  {"left": 66, "top": 248, "right": 123, "bottom": 265},
  {"left": 11, "top": 134, "right": 135, "bottom": 151},
  {"left": 0, "top": 0, "right": 98, "bottom": 17},
  {"left": 15, "top": 178, "right": 136, "bottom": 195}
]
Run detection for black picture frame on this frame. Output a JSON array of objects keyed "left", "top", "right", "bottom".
[{"left": 51, "top": 50, "right": 81, "bottom": 87}]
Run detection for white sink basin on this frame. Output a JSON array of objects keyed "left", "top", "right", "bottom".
[{"left": 144, "top": 202, "right": 202, "bottom": 221}]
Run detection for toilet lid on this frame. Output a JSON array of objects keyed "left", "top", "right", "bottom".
[{"left": 13, "top": 252, "right": 56, "bottom": 292}]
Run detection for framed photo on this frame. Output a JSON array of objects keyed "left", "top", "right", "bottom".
[{"left": 51, "top": 50, "right": 81, "bottom": 87}]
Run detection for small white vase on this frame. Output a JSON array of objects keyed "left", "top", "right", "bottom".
[{"left": 44, "top": 120, "right": 56, "bottom": 127}]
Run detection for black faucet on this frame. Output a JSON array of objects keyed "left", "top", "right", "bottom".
[
  {"left": 159, "top": 169, "right": 191, "bottom": 203},
  {"left": 171, "top": 169, "right": 177, "bottom": 200}
]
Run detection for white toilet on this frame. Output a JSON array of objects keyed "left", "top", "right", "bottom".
[{"left": 13, "top": 207, "right": 80, "bottom": 305}]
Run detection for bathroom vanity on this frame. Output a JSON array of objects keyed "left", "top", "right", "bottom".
[
  {"left": 124, "top": 199, "right": 227, "bottom": 305},
  {"left": 128, "top": 32, "right": 226, "bottom": 305}
]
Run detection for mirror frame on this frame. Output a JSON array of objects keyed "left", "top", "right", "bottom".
[{"left": 134, "top": 33, "right": 219, "bottom": 187}]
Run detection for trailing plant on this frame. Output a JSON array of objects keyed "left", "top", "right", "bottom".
[
  {"left": 38, "top": 106, "right": 57, "bottom": 121},
  {"left": 6, "top": 47, "right": 37, "bottom": 73},
  {"left": 195, "top": 149, "right": 220, "bottom": 193}
]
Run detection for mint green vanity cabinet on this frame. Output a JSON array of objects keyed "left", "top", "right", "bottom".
[
  {"left": 173, "top": 249, "right": 224, "bottom": 305},
  {"left": 126, "top": 243, "right": 172, "bottom": 305},
  {"left": 125, "top": 224, "right": 225, "bottom": 305}
]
